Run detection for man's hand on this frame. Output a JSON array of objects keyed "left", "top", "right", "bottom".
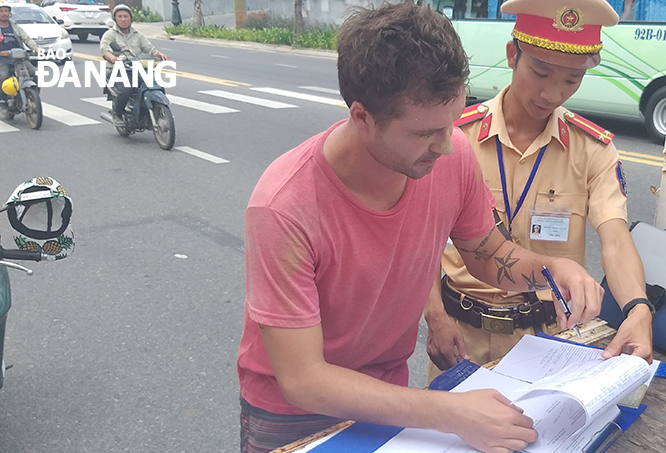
[
  {"left": 424, "top": 272, "right": 470, "bottom": 370},
  {"left": 426, "top": 309, "right": 469, "bottom": 370},
  {"left": 153, "top": 51, "right": 169, "bottom": 61},
  {"left": 102, "top": 51, "right": 119, "bottom": 64},
  {"left": 440, "top": 390, "right": 538, "bottom": 453},
  {"left": 602, "top": 304, "right": 653, "bottom": 362}
]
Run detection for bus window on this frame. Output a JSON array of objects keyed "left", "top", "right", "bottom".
[{"left": 426, "top": 0, "right": 666, "bottom": 142}]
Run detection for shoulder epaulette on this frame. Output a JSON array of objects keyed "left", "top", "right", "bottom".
[
  {"left": 563, "top": 111, "right": 614, "bottom": 145},
  {"left": 454, "top": 103, "right": 489, "bottom": 127}
]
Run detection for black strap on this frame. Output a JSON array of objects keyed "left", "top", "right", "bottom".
[{"left": 441, "top": 275, "right": 557, "bottom": 331}]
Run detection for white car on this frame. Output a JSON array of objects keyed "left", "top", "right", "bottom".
[
  {"left": 40, "top": 0, "right": 110, "bottom": 42},
  {"left": 9, "top": 2, "right": 72, "bottom": 63}
]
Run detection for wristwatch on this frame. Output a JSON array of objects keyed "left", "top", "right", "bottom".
[{"left": 622, "top": 298, "right": 656, "bottom": 319}]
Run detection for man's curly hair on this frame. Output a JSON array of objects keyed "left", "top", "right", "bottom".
[{"left": 337, "top": 2, "right": 469, "bottom": 126}]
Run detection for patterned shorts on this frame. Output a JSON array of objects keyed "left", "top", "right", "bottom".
[{"left": 240, "top": 398, "right": 343, "bottom": 453}]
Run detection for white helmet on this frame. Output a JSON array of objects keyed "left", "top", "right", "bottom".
[
  {"left": 5, "top": 177, "right": 74, "bottom": 261},
  {"left": 113, "top": 4, "right": 132, "bottom": 21}
]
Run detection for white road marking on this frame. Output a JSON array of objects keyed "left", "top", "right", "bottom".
[
  {"left": 42, "top": 103, "right": 100, "bottom": 126},
  {"left": 250, "top": 87, "right": 343, "bottom": 105},
  {"left": 84, "top": 95, "right": 239, "bottom": 114},
  {"left": 275, "top": 63, "right": 298, "bottom": 68},
  {"left": 212, "top": 55, "right": 229, "bottom": 59},
  {"left": 0, "top": 121, "right": 19, "bottom": 133},
  {"left": 175, "top": 146, "right": 230, "bottom": 164},
  {"left": 200, "top": 90, "right": 297, "bottom": 109},
  {"left": 167, "top": 95, "right": 239, "bottom": 114},
  {"left": 81, "top": 97, "right": 111, "bottom": 108},
  {"left": 299, "top": 86, "right": 340, "bottom": 95}
]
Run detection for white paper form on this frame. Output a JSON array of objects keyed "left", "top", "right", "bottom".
[
  {"left": 508, "top": 355, "right": 649, "bottom": 453},
  {"left": 492, "top": 335, "right": 603, "bottom": 383},
  {"left": 519, "top": 355, "right": 649, "bottom": 418}
]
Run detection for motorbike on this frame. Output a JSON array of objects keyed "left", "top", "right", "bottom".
[
  {"left": 99, "top": 42, "right": 176, "bottom": 150},
  {"left": 0, "top": 177, "right": 74, "bottom": 389},
  {"left": 0, "top": 48, "right": 43, "bottom": 130}
]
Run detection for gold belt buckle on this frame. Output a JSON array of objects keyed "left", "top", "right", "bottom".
[{"left": 481, "top": 313, "right": 514, "bottom": 335}]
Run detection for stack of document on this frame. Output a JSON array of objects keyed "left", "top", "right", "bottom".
[{"left": 297, "top": 335, "right": 660, "bottom": 453}]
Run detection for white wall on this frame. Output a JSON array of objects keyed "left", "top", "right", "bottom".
[{"left": 143, "top": 0, "right": 390, "bottom": 26}]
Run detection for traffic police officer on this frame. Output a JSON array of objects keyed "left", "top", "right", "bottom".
[{"left": 425, "top": 0, "right": 655, "bottom": 382}]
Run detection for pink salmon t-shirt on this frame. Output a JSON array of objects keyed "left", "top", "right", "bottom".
[{"left": 238, "top": 121, "right": 494, "bottom": 414}]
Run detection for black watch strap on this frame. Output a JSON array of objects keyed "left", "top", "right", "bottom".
[{"left": 622, "top": 298, "right": 656, "bottom": 319}]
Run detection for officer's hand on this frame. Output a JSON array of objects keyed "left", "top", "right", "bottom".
[
  {"left": 602, "top": 304, "right": 653, "bottom": 363},
  {"left": 426, "top": 311, "right": 469, "bottom": 370},
  {"left": 547, "top": 258, "right": 603, "bottom": 329},
  {"left": 440, "top": 390, "right": 537, "bottom": 453}
]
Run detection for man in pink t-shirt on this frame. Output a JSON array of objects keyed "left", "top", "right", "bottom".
[{"left": 237, "top": 4, "right": 604, "bottom": 453}]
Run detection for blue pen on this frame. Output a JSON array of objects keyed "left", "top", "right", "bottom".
[{"left": 541, "top": 266, "right": 582, "bottom": 338}]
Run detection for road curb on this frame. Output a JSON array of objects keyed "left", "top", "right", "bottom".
[{"left": 133, "top": 23, "right": 337, "bottom": 60}]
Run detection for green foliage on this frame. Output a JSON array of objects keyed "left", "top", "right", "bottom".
[
  {"left": 164, "top": 20, "right": 337, "bottom": 50},
  {"left": 132, "top": 7, "right": 163, "bottom": 23}
]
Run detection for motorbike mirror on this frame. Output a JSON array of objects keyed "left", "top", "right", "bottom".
[
  {"left": 2, "top": 177, "right": 74, "bottom": 261},
  {"left": 110, "top": 41, "right": 121, "bottom": 52}
]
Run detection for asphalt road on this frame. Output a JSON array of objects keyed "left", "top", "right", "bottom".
[{"left": 0, "top": 34, "right": 663, "bottom": 452}]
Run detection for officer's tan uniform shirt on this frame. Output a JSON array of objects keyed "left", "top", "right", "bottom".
[{"left": 436, "top": 85, "right": 628, "bottom": 367}]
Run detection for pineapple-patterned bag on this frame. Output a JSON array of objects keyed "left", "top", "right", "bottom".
[{"left": 4, "top": 177, "right": 74, "bottom": 261}]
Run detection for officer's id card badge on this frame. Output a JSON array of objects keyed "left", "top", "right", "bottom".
[{"left": 529, "top": 204, "right": 571, "bottom": 242}]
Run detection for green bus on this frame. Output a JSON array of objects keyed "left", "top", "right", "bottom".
[{"left": 426, "top": 0, "right": 666, "bottom": 143}]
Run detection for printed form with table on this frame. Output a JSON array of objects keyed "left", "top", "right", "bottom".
[{"left": 282, "top": 334, "right": 663, "bottom": 453}]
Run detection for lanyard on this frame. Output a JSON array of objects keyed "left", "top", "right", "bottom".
[{"left": 496, "top": 137, "right": 547, "bottom": 233}]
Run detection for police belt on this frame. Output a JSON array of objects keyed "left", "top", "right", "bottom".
[{"left": 441, "top": 275, "right": 557, "bottom": 335}]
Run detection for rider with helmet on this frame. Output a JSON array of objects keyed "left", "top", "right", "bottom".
[
  {"left": 100, "top": 4, "right": 169, "bottom": 124},
  {"left": 0, "top": 1, "right": 39, "bottom": 108}
]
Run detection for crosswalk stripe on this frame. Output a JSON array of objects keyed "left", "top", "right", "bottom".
[
  {"left": 251, "top": 87, "right": 344, "bottom": 106},
  {"left": 0, "top": 120, "right": 20, "bottom": 133},
  {"left": 42, "top": 103, "right": 100, "bottom": 126},
  {"left": 199, "top": 90, "right": 297, "bottom": 109},
  {"left": 175, "top": 146, "right": 229, "bottom": 164},
  {"left": 167, "top": 95, "right": 239, "bottom": 114},
  {"left": 299, "top": 86, "right": 340, "bottom": 95},
  {"left": 81, "top": 97, "right": 111, "bottom": 108}
]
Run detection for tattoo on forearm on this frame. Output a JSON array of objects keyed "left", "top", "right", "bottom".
[
  {"left": 452, "top": 231, "right": 493, "bottom": 261},
  {"left": 522, "top": 271, "right": 549, "bottom": 291},
  {"left": 494, "top": 249, "right": 520, "bottom": 284}
]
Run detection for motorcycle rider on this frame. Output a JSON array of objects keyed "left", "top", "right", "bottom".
[
  {"left": 0, "top": 1, "right": 39, "bottom": 109},
  {"left": 100, "top": 4, "right": 169, "bottom": 125}
]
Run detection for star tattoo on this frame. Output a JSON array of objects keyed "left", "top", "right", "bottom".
[
  {"left": 494, "top": 249, "right": 520, "bottom": 284},
  {"left": 522, "top": 271, "right": 549, "bottom": 291}
]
